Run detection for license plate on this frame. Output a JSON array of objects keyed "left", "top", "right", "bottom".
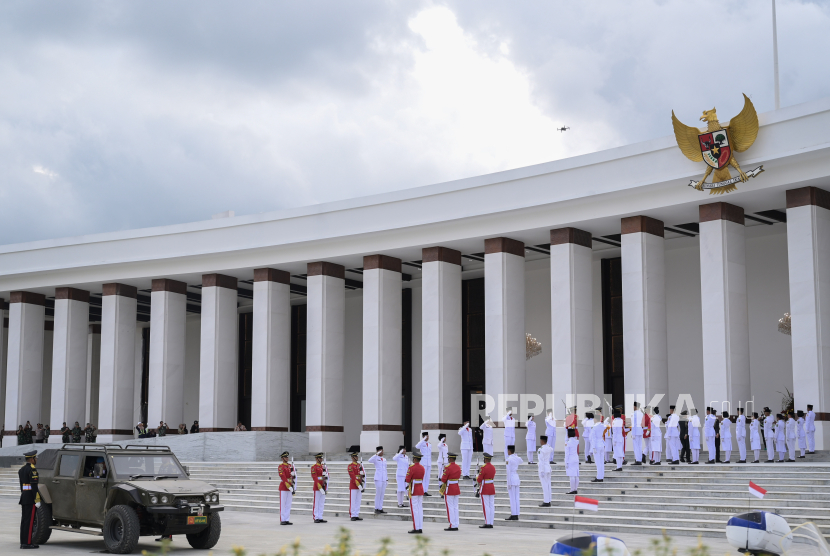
[{"left": 187, "top": 516, "right": 208, "bottom": 525}]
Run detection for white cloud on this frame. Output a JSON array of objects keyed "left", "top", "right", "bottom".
[{"left": 33, "top": 165, "right": 58, "bottom": 178}]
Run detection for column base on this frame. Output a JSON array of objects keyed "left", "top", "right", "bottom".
[
  {"left": 814, "top": 422, "right": 828, "bottom": 451},
  {"left": 360, "top": 429, "right": 404, "bottom": 453},
  {"left": 309, "top": 430, "right": 346, "bottom": 453}
]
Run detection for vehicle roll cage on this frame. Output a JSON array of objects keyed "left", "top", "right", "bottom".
[{"left": 59, "top": 443, "right": 172, "bottom": 453}]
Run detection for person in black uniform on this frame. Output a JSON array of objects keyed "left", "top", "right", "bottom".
[
  {"left": 19, "top": 450, "right": 40, "bottom": 549},
  {"left": 714, "top": 414, "right": 722, "bottom": 463},
  {"left": 679, "top": 410, "right": 691, "bottom": 463}
]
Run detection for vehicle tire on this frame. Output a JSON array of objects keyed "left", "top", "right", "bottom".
[
  {"left": 186, "top": 513, "right": 221, "bottom": 550},
  {"left": 31, "top": 503, "right": 53, "bottom": 545},
  {"left": 102, "top": 505, "right": 140, "bottom": 554}
]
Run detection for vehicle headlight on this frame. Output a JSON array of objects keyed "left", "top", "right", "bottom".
[
  {"left": 212, "top": 494, "right": 219, "bottom": 503},
  {"left": 161, "top": 496, "right": 169, "bottom": 504},
  {"left": 150, "top": 495, "right": 158, "bottom": 504}
]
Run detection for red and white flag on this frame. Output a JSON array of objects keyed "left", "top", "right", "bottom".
[
  {"left": 574, "top": 495, "right": 599, "bottom": 512},
  {"left": 748, "top": 481, "right": 767, "bottom": 499}
]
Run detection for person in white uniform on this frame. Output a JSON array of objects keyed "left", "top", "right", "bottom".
[
  {"left": 565, "top": 428, "right": 580, "bottom": 493},
  {"left": 526, "top": 415, "right": 537, "bottom": 463},
  {"left": 611, "top": 409, "right": 626, "bottom": 470},
  {"left": 786, "top": 411, "right": 797, "bottom": 462},
  {"left": 719, "top": 412, "right": 732, "bottom": 463},
  {"left": 763, "top": 408, "right": 776, "bottom": 462},
  {"left": 392, "top": 446, "right": 410, "bottom": 507},
  {"left": 649, "top": 407, "right": 663, "bottom": 465},
  {"left": 504, "top": 445, "right": 522, "bottom": 520},
  {"left": 503, "top": 410, "right": 516, "bottom": 460},
  {"left": 604, "top": 411, "right": 614, "bottom": 463},
  {"left": 735, "top": 408, "right": 747, "bottom": 463},
  {"left": 368, "top": 446, "right": 388, "bottom": 514},
  {"left": 631, "top": 402, "right": 645, "bottom": 466},
  {"left": 806, "top": 405, "right": 816, "bottom": 454},
  {"left": 458, "top": 422, "right": 473, "bottom": 477},
  {"left": 537, "top": 435, "right": 553, "bottom": 506},
  {"left": 688, "top": 409, "right": 701, "bottom": 464},
  {"left": 750, "top": 413, "right": 762, "bottom": 462},
  {"left": 775, "top": 414, "right": 787, "bottom": 462},
  {"left": 545, "top": 409, "right": 557, "bottom": 464},
  {"left": 415, "top": 432, "right": 433, "bottom": 495},
  {"left": 480, "top": 417, "right": 495, "bottom": 457},
  {"left": 665, "top": 406, "right": 680, "bottom": 465},
  {"left": 797, "top": 410, "right": 807, "bottom": 458},
  {"left": 590, "top": 413, "right": 605, "bottom": 481},
  {"left": 435, "top": 434, "right": 448, "bottom": 495},
  {"left": 582, "top": 413, "right": 595, "bottom": 464},
  {"left": 705, "top": 407, "right": 717, "bottom": 464}
]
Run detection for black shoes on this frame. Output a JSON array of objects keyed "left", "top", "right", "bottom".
[
  {"left": 752, "top": 460, "right": 760, "bottom": 463},
  {"left": 539, "top": 502, "right": 551, "bottom": 507},
  {"left": 479, "top": 524, "right": 493, "bottom": 529},
  {"left": 672, "top": 460, "right": 680, "bottom": 465},
  {"left": 408, "top": 529, "right": 423, "bottom": 534},
  {"left": 591, "top": 479, "right": 603, "bottom": 483},
  {"left": 20, "top": 545, "right": 39, "bottom": 550},
  {"left": 766, "top": 460, "right": 774, "bottom": 463},
  {"left": 314, "top": 519, "right": 327, "bottom": 523},
  {"left": 280, "top": 521, "right": 293, "bottom": 525},
  {"left": 463, "top": 476, "right": 471, "bottom": 479},
  {"left": 398, "top": 503, "right": 409, "bottom": 508},
  {"left": 632, "top": 462, "right": 642, "bottom": 466},
  {"left": 424, "top": 492, "right": 432, "bottom": 497},
  {"left": 444, "top": 527, "right": 458, "bottom": 531},
  {"left": 690, "top": 461, "right": 699, "bottom": 465},
  {"left": 798, "top": 456, "right": 806, "bottom": 459},
  {"left": 351, "top": 517, "right": 363, "bottom": 521},
  {"left": 706, "top": 460, "right": 715, "bottom": 464},
  {"left": 738, "top": 460, "right": 746, "bottom": 464},
  {"left": 374, "top": 509, "right": 386, "bottom": 514},
  {"left": 504, "top": 515, "right": 519, "bottom": 521},
  {"left": 567, "top": 490, "right": 577, "bottom": 495},
  {"left": 787, "top": 459, "right": 796, "bottom": 462}
]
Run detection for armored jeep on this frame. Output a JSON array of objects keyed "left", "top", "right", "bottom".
[{"left": 30, "top": 444, "right": 223, "bottom": 554}]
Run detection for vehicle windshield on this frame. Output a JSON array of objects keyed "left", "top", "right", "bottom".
[{"left": 111, "top": 455, "right": 186, "bottom": 479}]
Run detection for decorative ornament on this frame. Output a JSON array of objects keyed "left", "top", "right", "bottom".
[
  {"left": 672, "top": 94, "right": 763, "bottom": 194},
  {"left": 778, "top": 312, "right": 791, "bottom": 336},
  {"left": 526, "top": 333, "right": 542, "bottom": 360}
]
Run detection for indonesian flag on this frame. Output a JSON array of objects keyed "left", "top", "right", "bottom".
[
  {"left": 574, "top": 495, "right": 599, "bottom": 512},
  {"left": 749, "top": 481, "right": 767, "bottom": 499}
]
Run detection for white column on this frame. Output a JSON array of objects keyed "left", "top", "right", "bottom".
[
  {"left": 86, "top": 325, "right": 101, "bottom": 425},
  {"left": 360, "top": 255, "right": 404, "bottom": 451},
  {"left": 306, "top": 262, "right": 346, "bottom": 452},
  {"left": 787, "top": 187, "right": 830, "bottom": 450},
  {"left": 41, "top": 322, "right": 53, "bottom": 429},
  {"left": 98, "top": 283, "right": 138, "bottom": 442},
  {"left": 50, "top": 288, "right": 90, "bottom": 430},
  {"left": 251, "top": 268, "right": 291, "bottom": 431},
  {"left": 199, "top": 273, "right": 239, "bottom": 431},
  {"left": 699, "top": 203, "right": 751, "bottom": 412},
  {"left": 550, "top": 228, "right": 595, "bottom": 414},
  {"left": 421, "top": 247, "right": 462, "bottom": 452},
  {"left": 4, "top": 292, "right": 45, "bottom": 443},
  {"left": 0, "top": 307, "right": 7, "bottom": 432},
  {"left": 621, "top": 216, "right": 668, "bottom": 403},
  {"left": 148, "top": 279, "right": 187, "bottom": 429},
  {"left": 484, "top": 237, "right": 526, "bottom": 455}
]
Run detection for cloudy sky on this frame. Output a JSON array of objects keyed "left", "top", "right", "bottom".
[{"left": 1, "top": 1, "right": 828, "bottom": 244}]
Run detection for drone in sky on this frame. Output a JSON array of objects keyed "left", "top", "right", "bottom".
[{"left": 557, "top": 126, "right": 570, "bottom": 132}]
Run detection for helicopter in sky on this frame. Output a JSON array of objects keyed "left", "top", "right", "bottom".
[{"left": 557, "top": 126, "right": 570, "bottom": 132}]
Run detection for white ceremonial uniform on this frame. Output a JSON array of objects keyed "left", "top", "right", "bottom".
[
  {"left": 591, "top": 419, "right": 606, "bottom": 479},
  {"left": 506, "top": 453, "right": 522, "bottom": 516},
  {"left": 612, "top": 417, "right": 625, "bottom": 469},
  {"left": 604, "top": 420, "right": 614, "bottom": 462},
  {"left": 565, "top": 437, "right": 580, "bottom": 492},
  {"left": 415, "top": 438, "right": 433, "bottom": 493},
  {"left": 705, "top": 414, "right": 717, "bottom": 461},
  {"left": 750, "top": 419, "right": 762, "bottom": 461},
  {"left": 806, "top": 410, "right": 816, "bottom": 452},
  {"left": 458, "top": 424, "right": 473, "bottom": 476},
  {"left": 368, "top": 454, "right": 388, "bottom": 511},
  {"left": 280, "top": 490, "right": 292, "bottom": 523},
  {"left": 721, "top": 419, "right": 732, "bottom": 461},
  {"left": 435, "top": 440, "right": 448, "bottom": 483},
  {"left": 526, "top": 419, "right": 537, "bottom": 463},
  {"left": 666, "top": 413, "right": 680, "bottom": 462},
  {"left": 650, "top": 414, "right": 663, "bottom": 462},
  {"left": 689, "top": 414, "right": 701, "bottom": 463},
  {"left": 786, "top": 417, "right": 797, "bottom": 460},
  {"left": 393, "top": 451, "right": 409, "bottom": 505},
  {"left": 582, "top": 417, "right": 594, "bottom": 463},
  {"left": 797, "top": 417, "right": 807, "bottom": 456},
  {"left": 763, "top": 415, "right": 775, "bottom": 460},
  {"left": 503, "top": 413, "right": 517, "bottom": 460},
  {"left": 537, "top": 444, "right": 553, "bottom": 502},
  {"left": 480, "top": 421, "right": 494, "bottom": 457},
  {"left": 545, "top": 414, "right": 557, "bottom": 463},
  {"left": 631, "top": 410, "right": 644, "bottom": 463},
  {"left": 735, "top": 414, "right": 747, "bottom": 461},
  {"left": 775, "top": 419, "right": 787, "bottom": 459}
]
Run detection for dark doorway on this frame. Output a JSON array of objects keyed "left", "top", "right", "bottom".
[
  {"left": 290, "top": 304, "right": 307, "bottom": 432},
  {"left": 140, "top": 328, "right": 150, "bottom": 425},
  {"left": 402, "top": 289, "right": 413, "bottom": 449},
  {"left": 601, "top": 258, "right": 625, "bottom": 408},
  {"left": 238, "top": 312, "right": 254, "bottom": 429},
  {"left": 462, "top": 278, "right": 485, "bottom": 451}
]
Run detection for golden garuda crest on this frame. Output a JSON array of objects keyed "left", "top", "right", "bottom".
[{"left": 672, "top": 94, "right": 763, "bottom": 195}]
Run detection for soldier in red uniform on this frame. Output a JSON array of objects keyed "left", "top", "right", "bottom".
[
  {"left": 405, "top": 450, "right": 426, "bottom": 534},
  {"left": 347, "top": 452, "right": 364, "bottom": 521},
  {"left": 278, "top": 451, "right": 294, "bottom": 525},
  {"left": 310, "top": 453, "right": 327, "bottom": 523},
  {"left": 476, "top": 452, "right": 496, "bottom": 528},
  {"left": 439, "top": 452, "right": 462, "bottom": 531}
]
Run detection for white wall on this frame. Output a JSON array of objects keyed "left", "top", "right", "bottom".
[
  {"left": 183, "top": 314, "right": 201, "bottom": 427},
  {"left": 41, "top": 328, "right": 53, "bottom": 427},
  {"left": 342, "top": 290, "right": 363, "bottom": 449},
  {"left": 524, "top": 258, "right": 551, "bottom": 448}
]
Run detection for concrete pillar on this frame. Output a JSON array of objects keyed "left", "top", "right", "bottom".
[
  {"left": 50, "top": 288, "right": 90, "bottom": 430},
  {"left": 484, "top": 237, "right": 526, "bottom": 455},
  {"left": 360, "top": 255, "right": 404, "bottom": 451},
  {"left": 421, "top": 247, "right": 463, "bottom": 452},
  {"left": 199, "top": 273, "right": 239, "bottom": 432},
  {"left": 98, "top": 283, "right": 138, "bottom": 442},
  {"left": 787, "top": 186, "right": 830, "bottom": 449},
  {"left": 148, "top": 279, "right": 187, "bottom": 429},
  {"left": 306, "top": 262, "right": 346, "bottom": 452},
  {"left": 550, "top": 228, "right": 595, "bottom": 414},
  {"left": 41, "top": 322, "right": 53, "bottom": 429},
  {"left": 4, "top": 292, "right": 46, "bottom": 442},
  {"left": 86, "top": 325, "right": 101, "bottom": 425},
  {"left": 251, "top": 268, "right": 291, "bottom": 431},
  {"left": 699, "top": 203, "right": 751, "bottom": 412},
  {"left": 621, "top": 216, "right": 668, "bottom": 403}
]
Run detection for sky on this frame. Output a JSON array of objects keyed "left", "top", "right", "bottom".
[{"left": 0, "top": 0, "right": 828, "bottom": 244}]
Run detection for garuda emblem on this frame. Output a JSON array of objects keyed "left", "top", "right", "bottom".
[{"left": 672, "top": 94, "right": 763, "bottom": 195}]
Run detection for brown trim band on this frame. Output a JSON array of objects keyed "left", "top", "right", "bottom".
[
  {"left": 307, "top": 262, "right": 346, "bottom": 280},
  {"left": 422, "top": 247, "right": 462, "bottom": 266},
  {"left": 96, "top": 429, "right": 135, "bottom": 436},
  {"left": 202, "top": 273, "right": 238, "bottom": 290},
  {"left": 306, "top": 425, "right": 345, "bottom": 433},
  {"left": 2, "top": 431, "right": 16, "bottom": 436},
  {"left": 10, "top": 291, "right": 45, "bottom": 306},
  {"left": 699, "top": 202, "right": 744, "bottom": 225},
  {"left": 621, "top": 215, "right": 664, "bottom": 237},
  {"left": 550, "top": 227, "right": 592, "bottom": 249},
  {"left": 787, "top": 187, "right": 830, "bottom": 211},
  {"left": 198, "top": 428, "right": 235, "bottom": 433},
  {"left": 253, "top": 268, "right": 291, "bottom": 285},
  {"left": 817, "top": 412, "right": 830, "bottom": 422},
  {"left": 363, "top": 255, "right": 402, "bottom": 273},
  {"left": 55, "top": 287, "right": 90, "bottom": 303},
  {"left": 421, "top": 423, "right": 464, "bottom": 430},
  {"left": 152, "top": 279, "right": 188, "bottom": 295},
  {"left": 250, "top": 426, "right": 290, "bottom": 432},
  {"left": 44, "top": 321, "right": 54, "bottom": 332},
  {"left": 89, "top": 324, "right": 101, "bottom": 334},
  {"left": 362, "top": 424, "right": 404, "bottom": 432},
  {"left": 484, "top": 237, "right": 525, "bottom": 257},
  {"left": 102, "top": 283, "right": 138, "bottom": 299}
]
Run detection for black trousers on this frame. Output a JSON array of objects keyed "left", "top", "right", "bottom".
[
  {"left": 715, "top": 437, "right": 721, "bottom": 462},
  {"left": 20, "top": 504, "right": 35, "bottom": 545},
  {"left": 680, "top": 437, "right": 691, "bottom": 461}
]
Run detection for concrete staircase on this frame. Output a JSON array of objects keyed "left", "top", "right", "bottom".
[{"left": 1, "top": 461, "right": 828, "bottom": 539}]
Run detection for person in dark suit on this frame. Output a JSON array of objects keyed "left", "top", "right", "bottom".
[
  {"left": 190, "top": 420, "right": 200, "bottom": 434},
  {"left": 714, "top": 415, "right": 722, "bottom": 462},
  {"left": 679, "top": 410, "right": 691, "bottom": 463},
  {"left": 19, "top": 450, "right": 40, "bottom": 549}
]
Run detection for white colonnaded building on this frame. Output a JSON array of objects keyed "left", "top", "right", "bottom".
[{"left": 1, "top": 97, "right": 830, "bottom": 456}]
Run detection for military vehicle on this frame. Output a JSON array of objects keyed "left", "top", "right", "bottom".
[{"left": 29, "top": 444, "right": 223, "bottom": 554}]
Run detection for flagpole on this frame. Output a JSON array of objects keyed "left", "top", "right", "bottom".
[{"left": 772, "top": 0, "right": 780, "bottom": 109}]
